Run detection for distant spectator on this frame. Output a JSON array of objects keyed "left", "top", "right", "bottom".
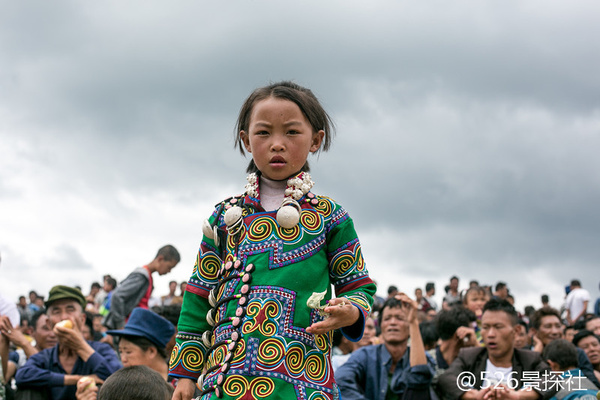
[
  {"left": 425, "top": 282, "right": 438, "bottom": 312},
  {"left": 103, "top": 245, "right": 180, "bottom": 330},
  {"left": 565, "top": 279, "right": 590, "bottom": 325},
  {"left": 514, "top": 319, "right": 531, "bottom": 349},
  {"left": 96, "top": 366, "right": 173, "bottom": 400},
  {"left": 507, "top": 294, "right": 516, "bottom": 306},
  {"left": 27, "top": 291, "right": 40, "bottom": 314},
  {"left": 15, "top": 285, "right": 121, "bottom": 400},
  {"left": 585, "top": 315, "right": 600, "bottom": 336},
  {"left": 468, "top": 280, "right": 479, "bottom": 289},
  {"left": 16, "top": 296, "right": 32, "bottom": 325},
  {"left": 387, "top": 285, "right": 398, "bottom": 299},
  {"left": 160, "top": 281, "right": 178, "bottom": 306},
  {"left": 493, "top": 281, "right": 509, "bottom": 300},
  {"left": 564, "top": 325, "right": 577, "bottom": 343},
  {"left": 414, "top": 288, "right": 431, "bottom": 313},
  {"left": 85, "top": 283, "right": 101, "bottom": 311},
  {"left": 442, "top": 276, "right": 460, "bottom": 310},
  {"left": 543, "top": 339, "right": 599, "bottom": 398},
  {"left": 98, "top": 277, "right": 117, "bottom": 317},
  {"left": 541, "top": 293, "right": 550, "bottom": 308},
  {"left": 425, "top": 308, "right": 437, "bottom": 321},
  {"left": 572, "top": 330, "right": 600, "bottom": 383}
]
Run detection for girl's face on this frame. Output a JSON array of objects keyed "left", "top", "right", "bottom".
[
  {"left": 118, "top": 338, "right": 153, "bottom": 367},
  {"left": 241, "top": 97, "right": 324, "bottom": 181},
  {"left": 465, "top": 291, "right": 487, "bottom": 315}
]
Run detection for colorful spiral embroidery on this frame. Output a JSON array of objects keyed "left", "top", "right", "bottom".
[
  {"left": 300, "top": 210, "right": 323, "bottom": 233},
  {"left": 247, "top": 217, "right": 274, "bottom": 242},
  {"left": 223, "top": 376, "right": 275, "bottom": 400},
  {"left": 308, "top": 391, "right": 329, "bottom": 400},
  {"left": 231, "top": 338, "right": 246, "bottom": 367},
  {"left": 277, "top": 224, "right": 300, "bottom": 241},
  {"left": 345, "top": 293, "right": 370, "bottom": 312},
  {"left": 170, "top": 343, "right": 204, "bottom": 373},
  {"left": 330, "top": 251, "right": 356, "bottom": 277},
  {"left": 196, "top": 252, "right": 220, "bottom": 282},
  {"left": 286, "top": 345, "right": 304, "bottom": 375},
  {"left": 253, "top": 336, "right": 329, "bottom": 385},
  {"left": 305, "top": 353, "right": 326, "bottom": 382},
  {"left": 210, "top": 343, "right": 227, "bottom": 367},
  {"left": 242, "top": 299, "right": 281, "bottom": 337},
  {"left": 256, "top": 338, "right": 285, "bottom": 368},
  {"left": 314, "top": 197, "right": 333, "bottom": 217},
  {"left": 314, "top": 333, "right": 329, "bottom": 352}
]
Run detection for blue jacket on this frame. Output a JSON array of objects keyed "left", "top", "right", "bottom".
[
  {"left": 15, "top": 341, "right": 122, "bottom": 400},
  {"left": 335, "top": 344, "right": 434, "bottom": 400}
]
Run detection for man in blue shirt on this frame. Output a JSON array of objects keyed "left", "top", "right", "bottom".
[
  {"left": 15, "top": 285, "right": 121, "bottom": 399},
  {"left": 335, "top": 293, "right": 434, "bottom": 400}
]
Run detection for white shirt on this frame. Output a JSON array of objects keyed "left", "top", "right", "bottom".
[
  {"left": 0, "top": 293, "right": 20, "bottom": 327},
  {"left": 484, "top": 359, "right": 513, "bottom": 388},
  {"left": 565, "top": 287, "right": 590, "bottom": 321}
]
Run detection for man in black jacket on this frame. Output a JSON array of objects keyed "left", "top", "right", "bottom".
[{"left": 438, "top": 298, "right": 555, "bottom": 400}]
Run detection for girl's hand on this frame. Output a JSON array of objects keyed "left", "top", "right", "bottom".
[
  {"left": 172, "top": 378, "right": 196, "bottom": 400},
  {"left": 306, "top": 298, "right": 359, "bottom": 335}
]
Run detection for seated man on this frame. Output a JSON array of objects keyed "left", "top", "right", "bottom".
[
  {"left": 1, "top": 309, "right": 58, "bottom": 359},
  {"left": 572, "top": 330, "right": 600, "bottom": 384},
  {"left": 335, "top": 293, "right": 434, "bottom": 400},
  {"left": 438, "top": 298, "right": 555, "bottom": 399},
  {"left": 542, "top": 339, "right": 598, "bottom": 399},
  {"left": 530, "top": 306, "right": 600, "bottom": 389},
  {"left": 15, "top": 285, "right": 122, "bottom": 400}
]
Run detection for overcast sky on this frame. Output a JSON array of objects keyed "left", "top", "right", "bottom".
[{"left": 1, "top": 0, "right": 599, "bottom": 313}]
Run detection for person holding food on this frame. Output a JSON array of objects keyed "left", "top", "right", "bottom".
[{"left": 15, "top": 285, "right": 122, "bottom": 400}]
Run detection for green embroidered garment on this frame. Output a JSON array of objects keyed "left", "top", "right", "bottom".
[{"left": 169, "top": 176, "right": 376, "bottom": 400}]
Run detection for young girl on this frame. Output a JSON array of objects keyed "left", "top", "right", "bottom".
[
  {"left": 169, "top": 82, "right": 376, "bottom": 400},
  {"left": 461, "top": 286, "right": 488, "bottom": 345}
]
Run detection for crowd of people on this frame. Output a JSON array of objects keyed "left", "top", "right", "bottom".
[{"left": 2, "top": 263, "right": 600, "bottom": 399}]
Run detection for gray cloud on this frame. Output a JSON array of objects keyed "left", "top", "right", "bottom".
[{"left": 1, "top": 0, "right": 599, "bottom": 309}]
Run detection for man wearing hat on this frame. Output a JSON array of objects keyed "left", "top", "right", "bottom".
[{"left": 15, "top": 285, "right": 122, "bottom": 400}]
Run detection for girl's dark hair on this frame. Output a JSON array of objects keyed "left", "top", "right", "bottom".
[
  {"left": 234, "top": 81, "right": 335, "bottom": 174},
  {"left": 118, "top": 335, "right": 168, "bottom": 360}
]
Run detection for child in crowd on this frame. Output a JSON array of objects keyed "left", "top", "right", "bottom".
[
  {"left": 169, "top": 81, "right": 376, "bottom": 400},
  {"left": 462, "top": 286, "right": 488, "bottom": 345}
]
